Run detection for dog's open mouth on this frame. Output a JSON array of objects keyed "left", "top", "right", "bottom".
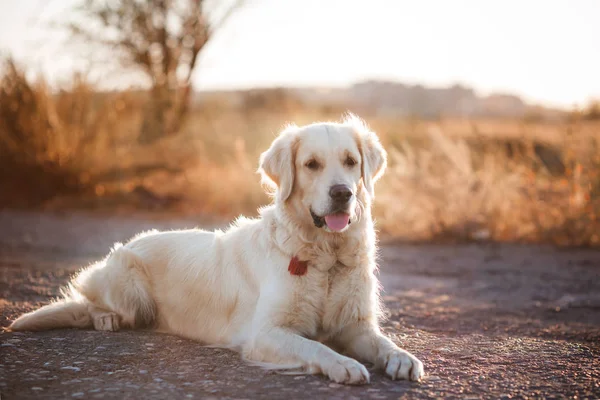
[{"left": 310, "top": 210, "right": 351, "bottom": 232}]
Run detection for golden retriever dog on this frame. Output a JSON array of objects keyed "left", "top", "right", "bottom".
[{"left": 9, "top": 114, "right": 424, "bottom": 384}]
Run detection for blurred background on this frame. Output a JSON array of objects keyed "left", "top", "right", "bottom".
[{"left": 0, "top": 0, "right": 598, "bottom": 246}]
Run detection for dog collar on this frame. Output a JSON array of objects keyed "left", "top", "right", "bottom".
[{"left": 288, "top": 256, "right": 308, "bottom": 276}]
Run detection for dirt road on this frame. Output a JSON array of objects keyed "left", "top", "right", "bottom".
[{"left": 1, "top": 210, "right": 599, "bottom": 399}]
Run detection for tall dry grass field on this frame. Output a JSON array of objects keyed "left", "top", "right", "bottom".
[{"left": 1, "top": 60, "right": 598, "bottom": 246}]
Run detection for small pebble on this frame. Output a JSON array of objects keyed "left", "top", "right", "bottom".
[{"left": 61, "top": 366, "right": 81, "bottom": 372}]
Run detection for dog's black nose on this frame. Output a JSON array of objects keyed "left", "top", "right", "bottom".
[{"left": 329, "top": 184, "right": 353, "bottom": 203}]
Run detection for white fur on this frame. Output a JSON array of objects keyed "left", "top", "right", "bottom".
[{"left": 9, "top": 114, "right": 424, "bottom": 385}]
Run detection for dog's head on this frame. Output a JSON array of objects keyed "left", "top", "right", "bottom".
[{"left": 258, "top": 114, "right": 387, "bottom": 233}]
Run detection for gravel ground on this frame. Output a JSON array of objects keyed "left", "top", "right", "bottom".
[{"left": 1, "top": 210, "right": 599, "bottom": 399}]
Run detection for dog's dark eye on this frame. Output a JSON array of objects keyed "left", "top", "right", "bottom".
[
  {"left": 345, "top": 157, "right": 357, "bottom": 167},
  {"left": 305, "top": 160, "right": 320, "bottom": 170}
]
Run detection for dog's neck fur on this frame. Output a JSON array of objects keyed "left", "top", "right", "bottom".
[{"left": 262, "top": 187, "right": 377, "bottom": 274}]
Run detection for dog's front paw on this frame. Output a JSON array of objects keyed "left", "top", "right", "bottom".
[
  {"left": 326, "top": 357, "right": 370, "bottom": 385},
  {"left": 383, "top": 349, "right": 424, "bottom": 382}
]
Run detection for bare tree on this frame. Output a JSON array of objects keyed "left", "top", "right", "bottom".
[{"left": 68, "top": 0, "right": 242, "bottom": 144}]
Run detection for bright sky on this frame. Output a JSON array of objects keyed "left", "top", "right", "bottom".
[{"left": 1, "top": 0, "right": 599, "bottom": 108}]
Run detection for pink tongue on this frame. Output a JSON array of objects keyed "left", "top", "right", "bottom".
[{"left": 324, "top": 213, "right": 350, "bottom": 232}]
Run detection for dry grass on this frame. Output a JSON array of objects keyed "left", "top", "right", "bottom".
[
  {"left": 377, "top": 124, "right": 599, "bottom": 246},
  {"left": 0, "top": 58, "right": 142, "bottom": 206},
  {"left": 1, "top": 59, "right": 598, "bottom": 246}
]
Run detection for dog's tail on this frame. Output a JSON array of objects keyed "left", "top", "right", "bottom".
[{"left": 8, "top": 296, "right": 91, "bottom": 332}]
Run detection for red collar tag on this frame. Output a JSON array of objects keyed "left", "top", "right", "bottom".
[{"left": 288, "top": 256, "right": 308, "bottom": 276}]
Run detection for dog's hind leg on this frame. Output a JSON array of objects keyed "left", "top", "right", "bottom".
[
  {"left": 9, "top": 245, "right": 156, "bottom": 332},
  {"left": 74, "top": 245, "right": 157, "bottom": 330}
]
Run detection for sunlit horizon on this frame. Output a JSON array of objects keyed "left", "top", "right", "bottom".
[{"left": 1, "top": 0, "right": 599, "bottom": 109}]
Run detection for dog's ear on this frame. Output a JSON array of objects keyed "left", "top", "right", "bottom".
[
  {"left": 346, "top": 114, "right": 387, "bottom": 198},
  {"left": 258, "top": 125, "right": 298, "bottom": 201}
]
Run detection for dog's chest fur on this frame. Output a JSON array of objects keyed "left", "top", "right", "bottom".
[{"left": 283, "top": 237, "right": 373, "bottom": 339}]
